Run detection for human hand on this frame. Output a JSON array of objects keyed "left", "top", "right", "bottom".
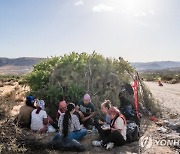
[
  {"left": 98, "top": 120, "right": 104, "bottom": 125},
  {"left": 82, "top": 117, "right": 88, "bottom": 122}
]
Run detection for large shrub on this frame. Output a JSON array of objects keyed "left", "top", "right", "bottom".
[{"left": 25, "top": 52, "right": 158, "bottom": 119}]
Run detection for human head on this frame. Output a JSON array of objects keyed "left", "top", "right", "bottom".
[
  {"left": 101, "top": 100, "right": 111, "bottom": 114},
  {"left": 26, "top": 95, "right": 35, "bottom": 106},
  {"left": 63, "top": 103, "right": 75, "bottom": 138},
  {"left": 67, "top": 103, "right": 75, "bottom": 113},
  {"left": 83, "top": 93, "right": 91, "bottom": 105},
  {"left": 36, "top": 100, "right": 45, "bottom": 110},
  {"left": 108, "top": 106, "right": 120, "bottom": 120},
  {"left": 59, "top": 101, "right": 67, "bottom": 113}
]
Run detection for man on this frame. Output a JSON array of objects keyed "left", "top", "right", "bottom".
[
  {"left": 56, "top": 101, "right": 67, "bottom": 121},
  {"left": 17, "top": 95, "right": 36, "bottom": 128},
  {"left": 76, "top": 94, "right": 95, "bottom": 129}
]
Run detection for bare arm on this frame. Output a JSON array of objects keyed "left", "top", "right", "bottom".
[
  {"left": 87, "top": 112, "right": 95, "bottom": 119},
  {"left": 43, "top": 118, "right": 48, "bottom": 125},
  {"left": 75, "top": 105, "right": 80, "bottom": 112}
]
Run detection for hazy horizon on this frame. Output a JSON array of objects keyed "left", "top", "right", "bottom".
[
  {"left": 1, "top": 55, "right": 180, "bottom": 63},
  {"left": 0, "top": 0, "right": 180, "bottom": 62}
]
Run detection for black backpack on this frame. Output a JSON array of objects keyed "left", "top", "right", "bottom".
[{"left": 126, "top": 121, "right": 140, "bottom": 143}]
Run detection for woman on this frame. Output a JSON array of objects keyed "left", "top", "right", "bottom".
[
  {"left": 30, "top": 100, "right": 49, "bottom": 133},
  {"left": 94, "top": 100, "right": 111, "bottom": 140},
  {"left": 58, "top": 103, "right": 87, "bottom": 140},
  {"left": 93, "top": 106, "right": 127, "bottom": 150}
]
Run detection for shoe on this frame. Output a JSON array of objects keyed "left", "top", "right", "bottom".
[
  {"left": 92, "top": 140, "right": 102, "bottom": 147},
  {"left": 106, "top": 142, "right": 114, "bottom": 150},
  {"left": 87, "top": 129, "right": 92, "bottom": 134}
]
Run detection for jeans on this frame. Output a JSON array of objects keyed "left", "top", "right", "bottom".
[{"left": 68, "top": 128, "right": 87, "bottom": 140}]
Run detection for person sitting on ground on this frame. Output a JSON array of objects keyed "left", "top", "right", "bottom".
[
  {"left": 58, "top": 103, "right": 87, "bottom": 140},
  {"left": 75, "top": 94, "right": 95, "bottom": 129},
  {"left": 17, "top": 95, "right": 36, "bottom": 128},
  {"left": 56, "top": 101, "right": 67, "bottom": 121},
  {"left": 92, "top": 106, "right": 127, "bottom": 150},
  {"left": 31, "top": 100, "right": 50, "bottom": 133},
  {"left": 94, "top": 100, "right": 111, "bottom": 140}
]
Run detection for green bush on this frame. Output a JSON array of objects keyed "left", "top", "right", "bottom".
[{"left": 24, "top": 52, "right": 158, "bottom": 119}]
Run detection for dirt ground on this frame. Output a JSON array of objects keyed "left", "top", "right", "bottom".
[
  {"left": 0, "top": 81, "right": 179, "bottom": 154},
  {"left": 144, "top": 81, "right": 180, "bottom": 117},
  {"left": 142, "top": 81, "right": 180, "bottom": 154}
]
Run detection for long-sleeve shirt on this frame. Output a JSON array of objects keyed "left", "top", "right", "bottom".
[{"left": 58, "top": 113, "right": 82, "bottom": 133}]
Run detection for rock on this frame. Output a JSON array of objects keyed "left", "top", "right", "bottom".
[
  {"left": 156, "top": 120, "right": 169, "bottom": 127},
  {"left": 0, "top": 82, "right": 4, "bottom": 87},
  {"left": 168, "top": 122, "right": 180, "bottom": 132},
  {"left": 155, "top": 112, "right": 161, "bottom": 118},
  {"left": 157, "top": 126, "right": 167, "bottom": 133}
]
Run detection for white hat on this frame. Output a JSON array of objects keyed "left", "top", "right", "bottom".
[{"left": 37, "top": 100, "right": 45, "bottom": 110}]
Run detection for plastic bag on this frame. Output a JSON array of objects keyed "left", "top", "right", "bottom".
[{"left": 47, "top": 125, "right": 56, "bottom": 133}]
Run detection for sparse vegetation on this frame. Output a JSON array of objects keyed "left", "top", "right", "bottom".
[
  {"left": 0, "top": 75, "right": 20, "bottom": 83},
  {"left": 140, "top": 70, "right": 180, "bottom": 84}
]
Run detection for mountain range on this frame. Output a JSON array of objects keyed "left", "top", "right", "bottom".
[
  {"left": 131, "top": 61, "right": 180, "bottom": 71},
  {"left": 0, "top": 57, "right": 180, "bottom": 75}
]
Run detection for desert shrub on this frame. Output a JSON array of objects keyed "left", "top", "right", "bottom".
[
  {"left": 24, "top": 53, "right": 135, "bottom": 118},
  {"left": 0, "top": 75, "right": 19, "bottom": 83},
  {"left": 138, "top": 81, "right": 161, "bottom": 115},
  {"left": 24, "top": 52, "right": 159, "bottom": 119}
]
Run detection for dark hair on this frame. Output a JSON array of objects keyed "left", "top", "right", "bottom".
[
  {"left": 62, "top": 103, "right": 75, "bottom": 138},
  {"left": 36, "top": 107, "right": 41, "bottom": 114},
  {"left": 101, "top": 100, "right": 111, "bottom": 109}
]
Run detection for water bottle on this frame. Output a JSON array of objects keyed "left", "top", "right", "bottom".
[{"left": 92, "top": 126, "right": 97, "bottom": 134}]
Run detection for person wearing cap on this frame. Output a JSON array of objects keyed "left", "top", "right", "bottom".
[
  {"left": 17, "top": 95, "right": 36, "bottom": 128},
  {"left": 56, "top": 101, "right": 67, "bottom": 121},
  {"left": 30, "top": 100, "right": 49, "bottom": 133},
  {"left": 75, "top": 94, "right": 95, "bottom": 129}
]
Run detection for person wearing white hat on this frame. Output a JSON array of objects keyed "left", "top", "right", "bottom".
[{"left": 30, "top": 100, "right": 49, "bottom": 133}]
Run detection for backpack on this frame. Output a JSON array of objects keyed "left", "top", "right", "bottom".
[{"left": 126, "top": 120, "right": 140, "bottom": 143}]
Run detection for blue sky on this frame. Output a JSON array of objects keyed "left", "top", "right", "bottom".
[{"left": 0, "top": 0, "right": 179, "bottom": 62}]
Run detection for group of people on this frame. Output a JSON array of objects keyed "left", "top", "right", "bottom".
[{"left": 17, "top": 93, "right": 128, "bottom": 150}]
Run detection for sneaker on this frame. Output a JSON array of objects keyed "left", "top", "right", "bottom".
[
  {"left": 87, "top": 129, "right": 92, "bottom": 134},
  {"left": 106, "top": 142, "right": 114, "bottom": 150},
  {"left": 92, "top": 140, "right": 102, "bottom": 147}
]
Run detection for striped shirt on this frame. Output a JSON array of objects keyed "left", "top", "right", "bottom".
[{"left": 58, "top": 113, "right": 82, "bottom": 133}]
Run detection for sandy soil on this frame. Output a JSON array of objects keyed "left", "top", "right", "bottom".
[
  {"left": 0, "top": 81, "right": 179, "bottom": 154},
  {"left": 144, "top": 81, "right": 180, "bottom": 117}
]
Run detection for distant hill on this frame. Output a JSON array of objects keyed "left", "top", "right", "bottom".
[
  {"left": 0, "top": 57, "right": 44, "bottom": 75},
  {"left": 131, "top": 61, "right": 180, "bottom": 71},
  {"left": 0, "top": 57, "right": 180, "bottom": 75},
  {"left": 0, "top": 57, "right": 44, "bottom": 67}
]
